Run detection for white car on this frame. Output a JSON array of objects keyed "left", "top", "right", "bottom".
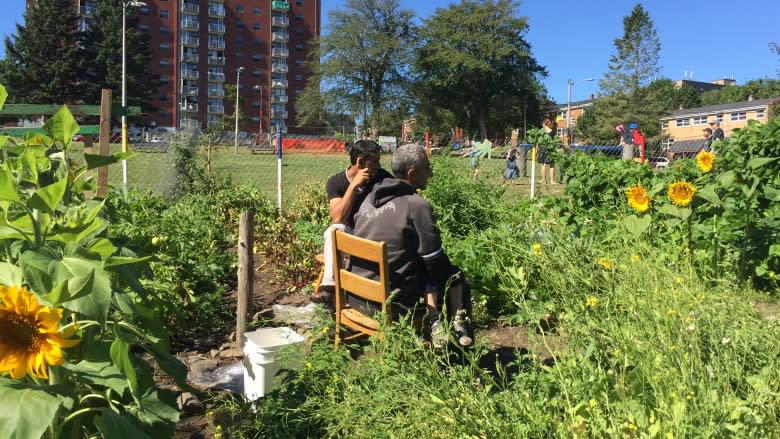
[
  {"left": 647, "top": 157, "right": 669, "bottom": 169},
  {"left": 148, "top": 136, "right": 165, "bottom": 143}
]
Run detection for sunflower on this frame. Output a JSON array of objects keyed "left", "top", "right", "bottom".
[
  {"left": 667, "top": 181, "right": 697, "bottom": 207},
  {"left": 0, "top": 285, "right": 80, "bottom": 380},
  {"left": 696, "top": 150, "right": 715, "bottom": 173},
  {"left": 626, "top": 184, "right": 650, "bottom": 213}
]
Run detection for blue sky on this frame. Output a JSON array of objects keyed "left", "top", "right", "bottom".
[{"left": 2, "top": 0, "right": 778, "bottom": 103}]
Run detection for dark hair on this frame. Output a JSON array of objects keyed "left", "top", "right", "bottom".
[{"left": 349, "top": 140, "right": 381, "bottom": 165}]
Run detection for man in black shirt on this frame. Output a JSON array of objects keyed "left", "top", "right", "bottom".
[
  {"left": 313, "top": 140, "right": 392, "bottom": 303},
  {"left": 710, "top": 120, "right": 725, "bottom": 144}
]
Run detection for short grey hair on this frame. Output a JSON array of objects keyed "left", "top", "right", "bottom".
[{"left": 391, "top": 144, "right": 427, "bottom": 178}]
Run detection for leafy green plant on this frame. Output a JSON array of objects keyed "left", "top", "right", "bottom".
[{"left": 0, "top": 85, "right": 185, "bottom": 438}]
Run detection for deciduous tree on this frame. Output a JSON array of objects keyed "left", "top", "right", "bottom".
[
  {"left": 414, "top": 0, "right": 547, "bottom": 140},
  {"left": 299, "top": 0, "right": 416, "bottom": 138}
]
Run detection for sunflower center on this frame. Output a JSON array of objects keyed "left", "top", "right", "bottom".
[{"left": 0, "top": 313, "right": 42, "bottom": 352}]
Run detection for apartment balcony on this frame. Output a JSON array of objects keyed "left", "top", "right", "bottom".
[
  {"left": 181, "top": 71, "right": 199, "bottom": 80},
  {"left": 271, "top": 63, "right": 288, "bottom": 73},
  {"left": 208, "top": 23, "right": 226, "bottom": 33},
  {"left": 80, "top": 5, "right": 97, "bottom": 17},
  {"left": 181, "top": 118, "right": 200, "bottom": 129},
  {"left": 271, "top": 110, "right": 288, "bottom": 119},
  {"left": 208, "top": 56, "right": 226, "bottom": 66},
  {"left": 207, "top": 88, "right": 225, "bottom": 98},
  {"left": 271, "top": 79, "right": 288, "bottom": 89},
  {"left": 181, "top": 36, "right": 199, "bottom": 47},
  {"left": 181, "top": 103, "right": 198, "bottom": 112},
  {"left": 271, "top": 32, "right": 289, "bottom": 43},
  {"left": 271, "top": 16, "right": 289, "bottom": 27},
  {"left": 272, "top": 1, "right": 290, "bottom": 12},
  {"left": 208, "top": 72, "right": 225, "bottom": 82},
  {"left": 208, "top": 7, "right": 226, "bottom": 18},
  {"left": 181, "top": 3, "right": 199, "bottom": 15},
  {"left": 181, "top": 86, "right": 199, "bottom": 96},
  {"left": 271, "top": 48, "right": 289, "bottom": 58},
  {"left": 181, "top": 20, "right": 199, "bottom": 31},
  {"left": 208, "top": 105, "right": 225, "bottom": 114},
  {"left": 271, "top": 95, "right": 288, "bottom": 103},
  {"left": 181, "top": 52, "right": 198, "bottom": 63},
  {"left": 208, "top": 39, "right": 226, "bottom": 50}
]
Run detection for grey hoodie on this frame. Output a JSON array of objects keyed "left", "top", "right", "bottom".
[{"left": 351, "top": 178, "right": 459, "bottom": 306}]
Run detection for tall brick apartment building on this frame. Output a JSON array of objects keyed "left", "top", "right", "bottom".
[{"left": 73, "top": 0, "right": 321, "bottom": 133}]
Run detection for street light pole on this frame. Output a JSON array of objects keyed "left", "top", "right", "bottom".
[
  {"left": 121, "top": 0, "right": 146, "bottom": 188},
  {"left": 234, "top": 66, "right": 245, "bottom": 154},
  {"left": 566, "top": 77, "right": 593, "bottom": 146},
  {"left": 253, "top": 85, "right": 262, "bottom": 134}
]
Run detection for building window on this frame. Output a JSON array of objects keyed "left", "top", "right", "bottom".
[
  {"left": 253, "top": 23, "right": 262, "bottom": 30},
  {"left": 296, "top": 0, "right": 303, "bottom": 5},
  {"left": 160, "top": 10, "right": 168, "bottom": 18},
  {"left": 252, "top": 38, "right": 262, "bottom": 46},
  {"left": 160, "top": 26, "right": 170, "bottom": 33},
  {"left": 295, "top": 44, "right": 303, "bottom": 51},
  {"left": 755, "top": 109, "right": 765, "bottom": 119},
  {"left": 295, "top": 13, "right": 304, "bottom": 22},
  {"left": 730, "top": 112, "right": 746, "bottom": 121},
  {"left": 139, "top": 24, "right": 149, "bottom": 31},
  {"left": 556, "top": 127, "right": 565, "bottom": 137},
  {"left": 159, "top": 43, "right": 170, "bottom": 49},
  {"left": 159, "top": 93, "right": 168, "bottom": 101},
  {"left": 252, "top": 54, "right": 262, "bottom": 61},
  {"left": 236, "top": 36, "right": 244, "bottom": 44},
  {"left": 159, "top": 59, "right": 170, "bottom": 66},
  {"left": 253, "top": 7, "right": 262, "bottom": 15},
  {"left": 252, "top": 69, "right": 261, "bottom": 77},
  {"left": 692, "top": 116, "right": 707, "bottom": 125},
  {"left": 675, "top": 118, "right": 690, "bottom": 127},
  {"left": 236, "top": 5, "right": 244, "bottom": 13},
  {"left": 661, "top": 121, "right": 669, "bottom": 129},
  {"left": 139, "top": 6, "right": 149, "bottom": 15},
  {"left": 295, "top": 74, "right": 302, "bottom": 81},
  {"left": 251, "top": 100, "right": 260, "bottom": 108},
  {"left": 159, "top": 75, "right": 169, "bottom": 84},
  {"left": 714, "top": 114, "right": 723, "bottom": 123},
  {"left": 295, "top": 27, "right": 304, "bottom": 36},
  {"left": 295, "top": 59, "right": 303, "bottom": 66},
  {"left": 236, "top": 21, "right": 245, "bottom": 28},
  {"left": 663, "top": 138, "right": 674, "bottom": 147},
  {"left": 235, "top": 52, "right": 244, "bottom": 59}
]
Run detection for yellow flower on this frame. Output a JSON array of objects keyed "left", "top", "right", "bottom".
[
  {"left": 585, "top": 296, "right": 598, "bottom": 307},
  {"left": 695, "top": 150, "right": 715, "bottom": 173},
  {"left": 667, "top": 181, "right": 696, "bottom": 207},
  {"left": 626, "top": 184, "right": 650, "bottom": 213},
  {"left": 532, "top": 243, "right": 542, "bottom": 256},
  {"left": 597, "top": 258, "right": 612, "bottom": 270},
  {"left": 630, "top": 254, "right": 641, "bottom": 263},
  {"left": 0, "top": 285, "right": 80, "bottom": 379}
]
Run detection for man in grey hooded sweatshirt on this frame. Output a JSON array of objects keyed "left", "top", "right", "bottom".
[{"left": 351, "top": 144, "right": 473, "bottom": 348}]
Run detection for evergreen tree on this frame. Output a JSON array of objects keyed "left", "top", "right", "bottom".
[
  {"left": 414, "top": 0, "right": 547, "bottom": 140},
  {"left": 0, "top": 0, "right": 86, "bottom": 104},
  {"left": 599, "top": 4, "right": 661, "bottom": 120},
  {"left": 82, "top": 0, "right": 156, "bottom": 110}
]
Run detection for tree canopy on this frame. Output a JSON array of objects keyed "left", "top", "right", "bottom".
[
  {"left": 81, "top": 0, "right": 156, "bottom": 111},
  {"left": 599, "top": 4, "right": 661, "bottom": 120},
  {"left": 413, "top": 0, "right": 547, "bottom": 140},
  {"left": 0, "top": 0, "right": 86, "bottom": 104},
  {"left": 298, "top": 0, "right": 416, "bottom": 137}
]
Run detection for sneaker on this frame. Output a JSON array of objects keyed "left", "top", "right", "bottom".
[
  {"left": 430, "top": 320, "right": 448, "bottom": 349},
  {"left": 452, "top": 310, "right": 473, "bottom": 347}
]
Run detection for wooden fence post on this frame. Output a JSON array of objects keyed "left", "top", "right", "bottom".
[
  {"left": 236, "top": 211, "right": 255, "bottom": 348},
  {"left": 96, "top": 89, "right": 111, "bottom": 196}
]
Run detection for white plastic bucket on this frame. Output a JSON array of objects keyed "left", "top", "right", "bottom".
[{"left": 242, "top": 327, "right": 305, "bottom": 401}]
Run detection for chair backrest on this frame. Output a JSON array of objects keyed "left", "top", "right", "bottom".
[{"left": 331, "top": 228, "right": 390, "bottom": 347}]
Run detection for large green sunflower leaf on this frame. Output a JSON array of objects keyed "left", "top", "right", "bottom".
[
  {"left": 94, "top": 408, "right": 152, "bottom": 439},
  {"left": 0, "top": 378, "right": 70, "bottom": 439}
]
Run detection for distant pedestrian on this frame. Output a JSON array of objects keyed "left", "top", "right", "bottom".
[
  {"left": 539, "top": 119, "right": 557, "bottom": 185},
  {"left": 503, "top": 146, "right": 519, "bottom": 184},
  {"left": 709, "top": 119, "right": 725, "bottom": 143},
  {"left": 630, "top": 123, "right": 646, "bottom": 163},
  {"left": 702, "top": 127, "right": 713, "bottom": 151}
]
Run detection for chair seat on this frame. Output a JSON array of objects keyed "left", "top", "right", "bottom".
[{"left": 341, "top": 307, "right": 380, "bottom": 331}]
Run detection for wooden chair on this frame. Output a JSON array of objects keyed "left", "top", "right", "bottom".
[{"left": 331, "top": 229, "right": 391, "bottom": 349}]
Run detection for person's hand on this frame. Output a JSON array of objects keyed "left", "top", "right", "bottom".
[{"left": 351, "top": 167, "right": 371, "bottom": 189}]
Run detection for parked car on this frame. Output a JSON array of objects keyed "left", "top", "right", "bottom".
[
  {"left": 72, "top": 134, "right": 98, "bottom": 142},
  {"left": 647, "top": 156, "right": 670, "bottom": 169},
  {"left": 148, "top": 136, "right": 165, "bottom": 143}
]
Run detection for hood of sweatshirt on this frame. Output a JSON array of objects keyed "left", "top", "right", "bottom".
[{"left": 371, "top": 178, "right": 417, "bottom": 208}]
